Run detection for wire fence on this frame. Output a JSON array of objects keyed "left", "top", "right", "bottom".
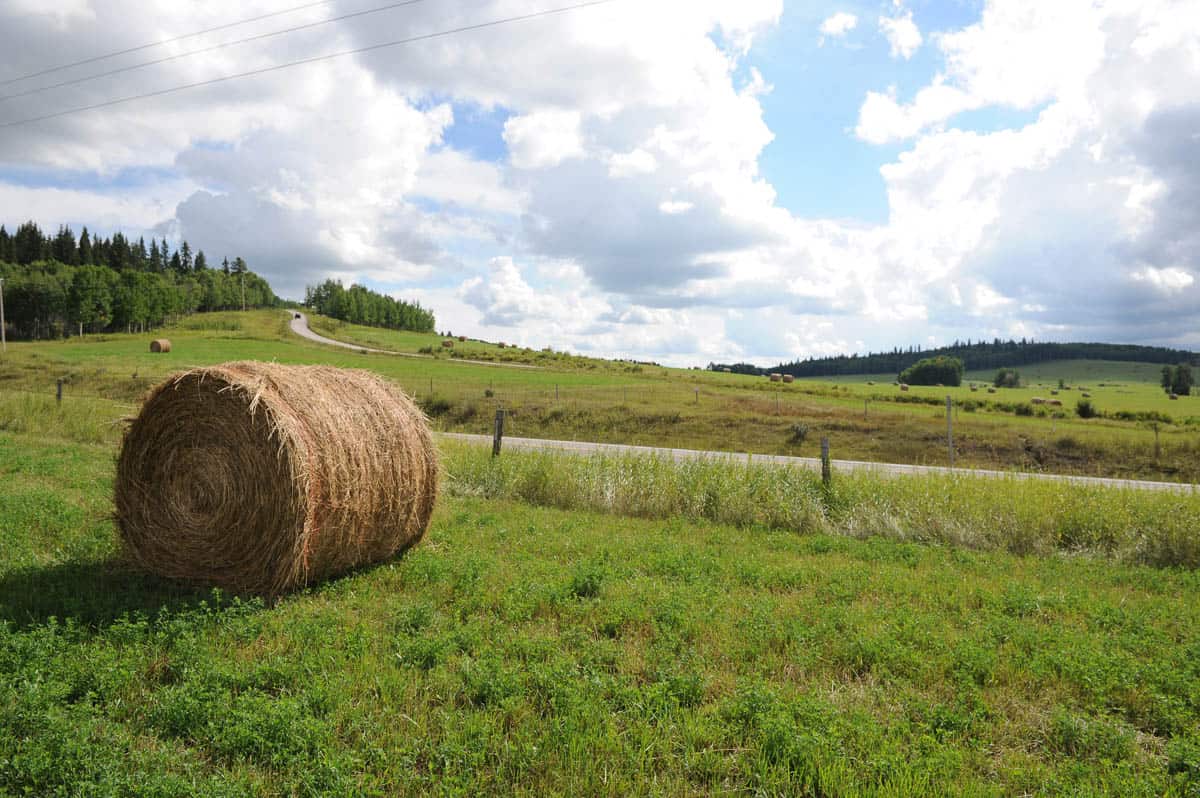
[{"left": 2, "top": 375, "right": 1191, "bottom": 475}]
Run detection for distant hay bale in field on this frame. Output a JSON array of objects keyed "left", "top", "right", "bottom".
[
  {"left": 442, "top": 339, "right": 454, "bottom": 348},
  {"left": 1082, "top": 392, "right": 1091, "bottom": 398},
  {"left": 150, "top": 339, "right": 171, "bottom": 353},
  {"left": 782, "top": 374, "right": 795, "bottom": 384},
  {"left": 1031, "top": 397, "right": 1046, "bottom": 405},
  {"left": 457, "top": 335, "right": 466, "bottom": 342},
  {"left": 867, "top": 381, "right": 875, "bottom": 385},
  {"left": 769, "top": 373, "right": 782, "bottom": 382},
  {"left": 987, "top": 387, "right": 996, "bottom": 393},
  {"left": 970, "top": 385, "right": 978, "bottom": 392},
  {"left": 721, "top": 367, "right": 731, "bottom": 373},
  {"left": 1051, "top": 389, "right": 1060, "bottom": 395},
  {"left": 1047, "top": 399, "right": 1063, "bottom": 407},
  {"left": 114, "top": 362, "right": 439, "bottom": 595},
  {"left": 899, "top": 384, "right": 909, "bottom": 391},
  {"left": 497, "top": 342, "right": 507, "bottom": 348},
  {"left": 1170, "top": 393, "right": 1179, "bottom": 400}
]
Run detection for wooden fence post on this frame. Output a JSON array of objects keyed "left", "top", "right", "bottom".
[
  {"left": 946, "top": 395, "right": 955, "bottom": 467},
  {"left": 820, "top": 437, "right": 831, "bottom": 487},
  {"left": 493, "top": 409, "right": 505, "bottom": 457},
  {"left": 56, "top": 379, "right": 63, "bottom": 404}
]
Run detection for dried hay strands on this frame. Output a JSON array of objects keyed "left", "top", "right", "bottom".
[{"left": 115, "top": 361, "right": 439, "bottom": 595}]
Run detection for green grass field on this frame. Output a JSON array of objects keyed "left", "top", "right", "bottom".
[
  {"left": 3, "top": 315, "right": 1200, "bottom": 794},
  {"left": 3, "top": 309, "right": 1196, "bottom": 482}
]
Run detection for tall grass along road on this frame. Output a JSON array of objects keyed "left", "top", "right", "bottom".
[{"left": 442, "top": 432, "right": 1200, "bottom": 493}]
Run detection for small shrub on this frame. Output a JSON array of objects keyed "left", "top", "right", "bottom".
[
  {"left": 484, "top": 388, "right": 494, "bottom": 398},
  {"left": 789, "top": 423, "right": 810, "bottom": 444},
  {"left": 1076, "top": 398, "right": 1096, "bottom": 419},
  {"left": 419, "top": 396, "right": 453, "bottom": 417},
  {"left": 1014, "top": 403, "right": 1034, "bottom": 416},
  {"left": 568, "top": 561, "right": 605, "bottom": 599}
]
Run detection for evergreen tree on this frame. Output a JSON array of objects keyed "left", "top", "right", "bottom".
[
  {"left": 13, "top": 221, "right": 44, "bottom": 265},
  {"left": 149, "top": 239, "right": 163, "bottom": 272},
  {"left": 180, "top": 241, "right": 193, "bottom": 272},
  {"left": 52, "top": 225, "right": 77, "bottom": 265},
  {"left": 169, "top": 250, "right": 182, "bottom": 274},
  {"left": 78, "top": 228, "right": 92, "bottom": 266},
  {"left": 0, "top": 225, "right": 11, "bottom": 262},
  {"left": 194, "top": 250, "right": 208, "bottom": 271},
  {"left": 221, "top": 256, "right": 230, "bottom": 275}
]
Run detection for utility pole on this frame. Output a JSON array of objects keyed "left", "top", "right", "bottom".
[{"left": 0, "top": 276, "right": 6, "bottom": 354}]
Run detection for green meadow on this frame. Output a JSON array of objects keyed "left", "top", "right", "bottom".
[
  {"left": 2, "top": 309, "right": 1196, "bottom": 481},
  {"left": 2, "top": 314, "right": 1200, "bottom": 794}
]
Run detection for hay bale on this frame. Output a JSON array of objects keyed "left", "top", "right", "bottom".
[
  {"left": 1031, "top": 397, "right": 1046, "bottom": 405},
  {"left": 150, "top": 339, "right": 171, "bottom": 353},
  {"left": 497, "top": 342, "right": 507, "bottom": 348},
  {"left": 769, "top": 373, "right": 782, "bottom": 382},
  {"left": 1170, "top": 393, "right": 1179, "bottom": 400},
  {"left": 457, "top": 335, "right": 466, "bottom": 342},
  {"left": 721, "top": 367, "right": 731, "bottom": 373},
  {"left": 1082, "top": 392, "right": 1091, "bottom": 398},
  {"left": 899, "top": 383, "right": 909, "bottom": 391},
  {"left": 1047, "top": 399, "right": 1063, "bottom": 407},
  {"left": 970, "top": 386, "right": 978, "bottom": 392},
  {"left": 782, "top": 375, "right": 795, "bottom": 384},
  {"left": 115, "top": 362, "right": 439, "bottom": 595},
  {"left": 987, "top": 387, "right": 996, "bottom": 393},
  {"left": 442, "top": 339, "right": 454, "bottom": 348}
]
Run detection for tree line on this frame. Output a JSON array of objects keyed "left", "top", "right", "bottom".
[
  {"left": 304, "top": 279, "right": 435, "bottom": 333},
  {"left": 0, "top": 221, "right": 278, "bottom": 338},
  {"left": 710, "top": 339, "right": 1200, "bottom": 378}
]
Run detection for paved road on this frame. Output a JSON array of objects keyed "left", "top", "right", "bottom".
[
  {"left": 289, "top": 312, "right": 539, "bottom": 369},
  {"left": 440, "top": 432, "right": 1199, "bottom": 494}
]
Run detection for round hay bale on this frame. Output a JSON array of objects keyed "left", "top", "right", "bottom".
[
  {"left": 457, "top": 335, "right": 466, "bottom": 342},
  {"left": 769, "top": 374, "right": 782, "bottom": 383},
  {"left": 115, "top": 361, "right": 439, "bottom": 595},
  {"left": 782, "top": 374, "right": 795, "bottom": 384},
  {"left": 899, "top": 384, "right": 909, "bottom": 392},
  {"left": 150, "top": 339, "right": 171, "bottom": 353},
  {"left": 442, "top": 339, "right": 454, "bottom": 348}
]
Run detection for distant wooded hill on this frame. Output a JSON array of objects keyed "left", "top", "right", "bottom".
[{"left": 711, "top": 340, "right": 1200, "bottom": 379}]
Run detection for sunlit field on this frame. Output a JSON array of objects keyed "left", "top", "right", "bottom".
[{"left": 2, "top": 310, "right": 1195, "bottom": 482}]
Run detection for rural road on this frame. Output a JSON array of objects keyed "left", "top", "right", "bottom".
[
  {"left": 440, "top": 432, "right": 1199, "bottom": 494},
  {"left": 289, "top": 312, "right": 538, "bottom": 369}
]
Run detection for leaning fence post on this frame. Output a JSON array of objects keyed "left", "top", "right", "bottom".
[
  {"left": 820, "top": 437, "right": 831, "bottom": 487},
  {"left": 56, "top": 378, "right": 63, "bottom": 404},
  {"left": 492, "top": 408, "right": 505, "bottom": 457}
]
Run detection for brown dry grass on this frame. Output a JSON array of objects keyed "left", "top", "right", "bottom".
[{"left": 114, "top": 361, "right": 438, "bottom": 594}]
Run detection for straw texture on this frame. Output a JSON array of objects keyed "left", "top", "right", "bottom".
[{"left": 115, "top": 361, "right": 439, "bottom": 594}]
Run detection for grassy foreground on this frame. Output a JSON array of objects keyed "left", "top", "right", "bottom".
[{"left": 2, "top": 428, "right": 1200, "bottom": 795}]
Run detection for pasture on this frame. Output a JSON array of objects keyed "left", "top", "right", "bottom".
[
  {"left": 2, "top": 312, "right": 1200, "bottom": 794},
  {"left": 1, "top": 310, "right": 1197, "bottom": 481}
]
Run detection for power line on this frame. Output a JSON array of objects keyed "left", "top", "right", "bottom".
[
  {"left": 0, "top": 0, "right": 618, "bottom": 130},
  {"left": 0, "top": 0, "right": 337, "bottom": 89},
  {"left": 0, "top": 0, "right": 429, "bottom": 104}
]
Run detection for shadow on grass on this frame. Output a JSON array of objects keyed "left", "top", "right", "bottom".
[{"left": 0, "top": 557, "right": 220, "bottom": 632}]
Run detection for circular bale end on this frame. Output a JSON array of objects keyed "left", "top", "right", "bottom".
[
  {"left": 115, "top": 362, "right": 439, "bottom": 595},
  {"left": 150, "top": 339, "right": 172, "bottom": 353}
]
